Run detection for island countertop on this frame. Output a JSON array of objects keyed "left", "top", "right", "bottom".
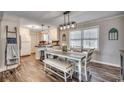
[
  {"left": 35, "top": 45, "right": 52, "bottom": 48},
  {"left": 35, "top": 45, "right": 52, "bottom": 60}
]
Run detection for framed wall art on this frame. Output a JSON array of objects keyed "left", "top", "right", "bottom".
[{"left": 108, "top": 28, "right": 118, "bottom": 40}]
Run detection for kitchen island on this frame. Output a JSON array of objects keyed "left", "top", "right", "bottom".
[{"left": 35, "top": 45, "right": 52, "bottom": 60}]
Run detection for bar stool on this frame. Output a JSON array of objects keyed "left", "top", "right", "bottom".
[{"left": 40, "top": 50, "right": 44, "bottom": 61}]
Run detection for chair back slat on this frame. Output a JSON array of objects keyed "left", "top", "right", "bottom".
[
  {"left": 86, "top": 56, "right": 92, "bottom": 63},
  {"left": 85, "top": 48, "right": 95, "bottom": 65}
]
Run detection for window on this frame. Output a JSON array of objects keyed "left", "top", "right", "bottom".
[
  {"left": 83, "top": 27, "right": 99, "bottom": 49},
  {"left": 69, "top": 26, "right": 99, "bottom": 50},
  {"left": 69, "top": 31, "right": 81, "bottom": 48},
  {"left": 43, "top": 34, "right": 49, "bottom": 41}
]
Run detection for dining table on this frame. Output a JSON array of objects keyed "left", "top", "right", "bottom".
[{"left": 44, "top": 49, "right": 86, "bottom": 82}]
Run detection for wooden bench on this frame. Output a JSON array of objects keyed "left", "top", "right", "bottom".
[{"left": 43, "top": 58, "right": 74, "bottom": 82}]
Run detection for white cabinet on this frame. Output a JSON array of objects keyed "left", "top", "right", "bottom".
[
  {"left": 35, "top": 47, "right": 45, "bottom": 60},
  {"left": 20, "top": 28, "right": 31, "bottom": 56},
  {"left": 31, "top": 31, "right": 39, "bottom": 53},
  {"left": 49, "top": 28, "right": 58, "bottom": 42},
  {"left": 21, "top": 41, "right": 31, "bottom": 56}
]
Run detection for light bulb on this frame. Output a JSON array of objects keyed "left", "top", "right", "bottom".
[
  {"left": 71, "top": 24, "right": 75, "bottom": 28},
  {"left": 63, "top": 25, "right": 66, "bottom": 30},
  {"left": 59, "top": 25, "right": 63, "bottom": 30},
  {"left": 67, "top": 24, "right": 70, "bottom": 29},
  {"left": 60, "top": 26, "right": 63, "bottom": 30},
  {"left": 71, "top": 22, "right": 76, "bottom": 28}
]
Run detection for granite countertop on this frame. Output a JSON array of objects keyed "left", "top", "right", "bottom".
[
  {"left": 35, "top": 45, "right": 45, "bottom": 48},
  {"left": 35, "top": 45, "right": 52, "bottom": 48}
]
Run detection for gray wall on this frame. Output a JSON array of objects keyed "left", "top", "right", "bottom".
[{"left": 59, "top": 15, "right": 124, "bottom": 67}]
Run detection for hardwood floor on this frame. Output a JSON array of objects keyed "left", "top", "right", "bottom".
[
  {"left": 89, "top": 62, "right": 120, "bottom": 82},
  {"left": 0, "top": 54, "right": 120, "bottom": 82}
]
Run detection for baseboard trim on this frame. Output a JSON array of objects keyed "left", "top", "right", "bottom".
[{"left": 91, "top": 60, "right": 120, "bottom": 68}]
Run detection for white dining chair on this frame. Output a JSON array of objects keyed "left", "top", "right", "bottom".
[
  {"left": 82, "top": 48, "right": 95, "bottom": 81},
  {"left": 70, "top": 48, "right": 95, "bottom": 81}
]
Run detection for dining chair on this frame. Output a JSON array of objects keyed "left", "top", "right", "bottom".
[
  {"left": 82, "top": 48, "right": 95, "bottom": 81},
  {"left": 71, "top": 48, "right": 95, "bottom": 81},
  {"left": 40, "top": 50, "right": 45, "bottom": 61}
]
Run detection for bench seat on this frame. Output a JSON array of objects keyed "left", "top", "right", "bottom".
[{"left": 43, "top": 58, "right": 74, "bottom": 82}]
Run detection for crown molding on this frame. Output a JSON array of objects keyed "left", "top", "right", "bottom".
[{"left": 78, "top": 14, "right": 124, "bottom": 26}]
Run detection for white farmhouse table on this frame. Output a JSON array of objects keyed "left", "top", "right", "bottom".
[{"left": 44, "top": 49, "right": 86, "bottom": 82}]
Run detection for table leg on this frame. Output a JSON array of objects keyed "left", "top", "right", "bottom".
[
  {"left": 45, "top": 52, "right": 47, "bottom": 59},
  {"left": 44, "top": 52, "right": 47, "bottom": 71},
  {"left": 78, "top": 61, "right": 82, "bottom": 82}
]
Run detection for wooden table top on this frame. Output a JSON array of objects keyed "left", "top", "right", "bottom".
[{"left": 45, "top": 49, "right": 86, "bottom": 61}]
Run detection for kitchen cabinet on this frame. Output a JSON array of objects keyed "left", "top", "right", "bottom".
[{"left": 20, "top": 28, "right": 31, "bottom": 56}]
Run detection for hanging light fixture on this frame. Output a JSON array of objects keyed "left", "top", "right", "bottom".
[
  {"left": 67, "top": 11, "right": 70, "bottom": 29},
  {"left": 47, "top": 26, "right": 50, "bottom": 33},
  {"left": 41, "top": 24, "right": 51, "bottom": 33},
  {"left": 63, "top": 12, "right": 66, "bottom": 30},
  {"left": 47, "top": 26, "right": 50, "bottom": 42},
  {"left": 71, "top": 21, "right": 77, "bottom": 28},
  {"left": 48, "top": 26, "right": 50, "bottom": 30},
  {"left": 41, "top": 24, "right": 44, "bottom": 31},
  {"left": 59, "top": 11, "right": 77, "bottom": 31}
]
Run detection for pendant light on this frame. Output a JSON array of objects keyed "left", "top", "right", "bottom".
[
  {"left": 48, "top": 26, "right": 50, "bottom": 42},
  {"left": 62, "top": 12, "right": 66, "bottom": 30},
  {"left": 71, "top": 21, "right": 77, "bottom": 28},
  {"left": 67, "top": 11, "right": 70, "bottom": 29},
  {"left": 41, "top": 24, "right": 44, "bottom": 31},
  {"left": 59, "top": 11, "right": 77, "bottom": 31}
]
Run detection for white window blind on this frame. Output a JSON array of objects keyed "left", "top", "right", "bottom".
[
  {"left": 69, "top": 26, "right": 99, "bottom": 50},
  {"left": 83, "top": 27, "right": 99, "bottom": 49},
  {"left": 69, "top": 31, "right": 81, "bottom": 48}
]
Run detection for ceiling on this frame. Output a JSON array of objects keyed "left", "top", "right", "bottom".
[{"left": 3, "top": 11, "right": 124, "bottom": 29}]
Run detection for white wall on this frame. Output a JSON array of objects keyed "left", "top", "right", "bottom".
[
  {"left": 49, "top": 28, "right": 58, "bottom": 42},
  {"left": 0, "top": 13, "right": 20, "bottom": 72},
  {"left": 59, "top": 15, "right": 124, "bottom": 67}
]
